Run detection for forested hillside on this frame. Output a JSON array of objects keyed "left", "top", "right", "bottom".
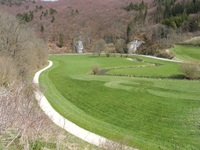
[{"left": 1, "top": 0, "right": 200, "bottom": 55}]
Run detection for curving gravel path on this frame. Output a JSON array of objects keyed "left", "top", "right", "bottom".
[
  {"left": 33, "top": 60, "right": 135, "bottom": 150},
  {"left": 32, "top": 54, "right": 182, "bottom": 149},
  {"left": 132, "top": 54, "right": 182, "bottom": 62}
]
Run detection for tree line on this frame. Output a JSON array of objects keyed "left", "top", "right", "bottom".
[
  {"left": 123, "top": 0, "right": 147, "bottom": 12},
  {"left": 154, "top": 0, "right": 200, "bottom": 30},
  {"left": 16, "top": 7, "right": 57, "bottom": 23}
]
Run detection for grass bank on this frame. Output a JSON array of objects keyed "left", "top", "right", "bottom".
[
  {"left": 171, "top": 45, "right": 200, "bottom": 62},
  {"left": 40, "top": 54, "right": 200, "bottom": 150}
]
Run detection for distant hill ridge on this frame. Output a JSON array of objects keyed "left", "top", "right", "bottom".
[{"left": 0, "top": 0, "right": 199, "bottom": 54}]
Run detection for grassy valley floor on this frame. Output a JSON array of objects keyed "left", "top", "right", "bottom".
[{"left": 40, "top": 48, "right": 200, "bottom": 150}]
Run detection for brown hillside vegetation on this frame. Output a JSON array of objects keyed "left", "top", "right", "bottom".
[
  {"left": 0, "top": 0, "right": 154, "bottom": 53},
  {"left": 1, "top": 0, "right": 200, "bottom": 54},
  {"left": 1, "top": 0, "right": 200, "bottom": 53},
  {"left": 0, "top": 11, "right": 100, "bottom": 149},
  {"left": 0, "top": 0, "right": 200, "bottom": 149}
]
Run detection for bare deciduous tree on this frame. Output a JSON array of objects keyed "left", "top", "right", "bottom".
[
  {"left": 0, "top": 83, "right": 48, "bottom": 148},
  {"left": 0, "top": 11, "right": 50, "bottom": 149},
  {"left": 92, "top": 39, "right": 106, "bottom": 56},
  {"left": 115, "top": 39, "right": 126, "bottom": 55},
  {"left": 0, "top": 11, "right": 48, "bottom": 81},
  {"left": 105, "top": 43, "right": 116, "bottom": 57},
  {"left": 0, "top": 57, "right": 17, "bottom": 86}
]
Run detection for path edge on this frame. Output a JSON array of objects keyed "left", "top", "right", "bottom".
[{"left": 33, "top": 60, "right": 136, "bottom": 150}]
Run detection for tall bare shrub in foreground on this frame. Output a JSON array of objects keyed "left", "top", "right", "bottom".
[
  {"left": 0, "top": 11, "right": 48, "bottom": 81},
  {"left": 0, "top": 83, "right": 49, "bottom": 147},
  {"left": 0, "top": 11, "right": 49, "bottom": 149},
  {"left": 0, "top": 57, "right": 17, "bottom": 86}
]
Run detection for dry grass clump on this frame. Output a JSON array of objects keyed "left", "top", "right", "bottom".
[
  {"left": 180, "top": 62, "right": 200, "bottom": 80},
  {"left": 92, "top": 65, "right": 101, "bottom": 75}
]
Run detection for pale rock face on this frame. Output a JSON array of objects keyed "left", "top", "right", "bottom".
[
  {"left": 128, "top": 40, "right": 144, "bottom": 54},
  {"left": 75, "top": 40, "right": 84, "bottom": 53}
]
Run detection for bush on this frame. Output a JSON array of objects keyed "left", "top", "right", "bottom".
[
  {"left": 0, "top": 11, "right": 48, "bottom": 80},
  {"left": 92, "top": 65, "right": 100, "bottom": 75},
  {"left": 180, "top": 62, "right": 200, "bottom": 79},
  {"left": 92, "top": 39, "right": 106, "bottom": 56},
  {"left": 156, "top": 51, "right": 174, "bottom": 59},
  {"left": 0, "top": 57, "right": 17, "bottom": 86},
  {"left": 105, "top": 43, "right": 115, "bottom": 57},
  {"left": 182, "top": 14, "right": 200, "bottom": 32},
  {"left": 115, "top": 39, "right": 126, "bottom": 54}
]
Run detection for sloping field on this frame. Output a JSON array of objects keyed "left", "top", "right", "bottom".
[
  {"left": 171, "top": 45, "right": 200, "bottom": 62},
  {"left": 40, "top": 53, "right": 200, "bottom": 150}
]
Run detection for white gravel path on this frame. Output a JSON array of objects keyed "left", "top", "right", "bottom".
[
  {"left": 33, "top": 60, "right": 136, "bottom": 150},
  {"left": 32, "top": 53, "right": 182, "bottom": 149},
  {"left": 132, "top": 54, "right": 182, "bottom": 62}
]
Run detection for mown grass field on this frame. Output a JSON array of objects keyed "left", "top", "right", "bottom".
[
  {"left": 105, "top": 56, "right": 183, "bottom": 78},
  {"left": 40, "top": 48, "right": 200, "bottom": 150},
  {"left": 171, "top": 45, "right": 200, "bottom": 62}
]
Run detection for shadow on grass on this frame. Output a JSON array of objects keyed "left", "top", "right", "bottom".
[
  {"left": 169, "top": 75, "right": 186, "bottom": 79},
  {"left": 96, "top": 73, "right": 196, "bottom": 81}
]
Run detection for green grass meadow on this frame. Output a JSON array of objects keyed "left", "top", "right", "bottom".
[
  {"left": 171, "top": 45, "right": 200, "bottom": 62},
  {"left": 40, "top": 48, "right": 200, "bottom": 150}
]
